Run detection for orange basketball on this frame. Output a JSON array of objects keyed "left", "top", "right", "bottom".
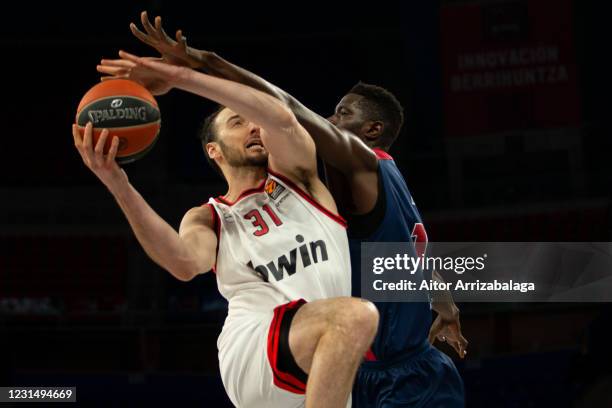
[{"left": 76, "top": 79, "right": 161, "bottom": 163}]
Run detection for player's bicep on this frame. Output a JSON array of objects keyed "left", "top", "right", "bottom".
[
  {"left": 266, "top": 120, "right": 318, "bottom": 181},
  {"left": 178, "top": 207, "right": 218, "bottom": 274}
]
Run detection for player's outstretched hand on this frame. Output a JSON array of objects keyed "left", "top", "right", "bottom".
[
  {"left": 115, "top": 50, "right": 191, "bottom": 89},
  {"left": 72, "top": 122, "right": 127, "bottom": 191},
  {"left": 130, "top": 11, "right": 204, "bottom": 69},
  {"left": 428, "top": 313, "right": 468, "bottom": 359},
  {"left": 97, "top": 11, "right": 199, "bottom": 95},
  {"left": 97, "top": 56, "right": 174, "bottom": 96}
]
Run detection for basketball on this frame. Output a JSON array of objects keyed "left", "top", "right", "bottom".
[{"left": 76, "top": 79, "right": 161, "bottom": 164}]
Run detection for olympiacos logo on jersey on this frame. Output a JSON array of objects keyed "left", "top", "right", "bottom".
[{"left": 247, "top": 234, "right": 328, "bottom": 282}]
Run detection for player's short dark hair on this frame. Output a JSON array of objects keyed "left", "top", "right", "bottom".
[
  {"left": 198, "top": 105, "right": 226, "bottom": 179},
  {"left": 349, "top": 82, "right": 404, "bottom": 149}
]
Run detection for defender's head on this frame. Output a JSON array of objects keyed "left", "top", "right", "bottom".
[
  {"left": 199, "top": 106, "right": 268, "bottom": 179},
  {"left": 328, "top": 82, "right": 404, "bottom": 151}
]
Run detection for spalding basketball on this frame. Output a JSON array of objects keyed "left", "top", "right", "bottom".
[{"left": 76, "top": 79, "right": 161, "bottom": 164}]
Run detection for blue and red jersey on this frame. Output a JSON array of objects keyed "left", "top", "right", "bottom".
[{"left": 348, "top": 149, "right": 431, "bottom": 361}]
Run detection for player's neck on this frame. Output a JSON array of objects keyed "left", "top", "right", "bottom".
[{"left": 224, "top": 166, "right": 267, "bottom": 202}]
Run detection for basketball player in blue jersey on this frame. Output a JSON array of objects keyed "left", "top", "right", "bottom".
[{"left": 99, "top": 11, "right": 467, "bottom": 407}]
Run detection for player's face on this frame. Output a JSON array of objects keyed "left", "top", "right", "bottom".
[
  {"left": 213, "top": 108, "right": 268, "bottom": 168},
  {"left": 328, "top": 93, "right": 368, "bottom": 138}
]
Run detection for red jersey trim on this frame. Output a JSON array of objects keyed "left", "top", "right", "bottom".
[
  {"left": 364, "top": 348, "right": 378, "bottom": 362},
  {"left": 267, "top": 300, "right": 307, "bottom": 394},
  {"left": 214, "top": 178, "right": 267, "bottom": 206},
  {"left": 204, "top": 203, "right": 221, "bottom": 274},
  {"left": 373, "top": 148, "right": 393, "bottom": 160},
  {"left": 266, "top": 168, "right": 347, "bottom": 228}
]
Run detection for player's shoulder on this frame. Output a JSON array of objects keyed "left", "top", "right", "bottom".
[
  {"left": 181, "top": 204, "right": 216, "bottom": 230},
  {"left": 372, "top": 148, "right": 394, "bottom": 161}
]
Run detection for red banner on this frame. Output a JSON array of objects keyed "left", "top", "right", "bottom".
[{"left": 440, "top": 0, "right": 581, "bottom": 137}]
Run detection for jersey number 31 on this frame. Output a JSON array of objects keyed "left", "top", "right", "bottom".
[{"left": 244, "top": 204, "right": 283, "bottom": 236}]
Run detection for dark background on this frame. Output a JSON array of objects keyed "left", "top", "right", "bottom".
[{"left": 1, "top": 0, "right": 610, "bottom": 406}]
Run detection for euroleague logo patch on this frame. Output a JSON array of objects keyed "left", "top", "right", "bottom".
[{"left": 265, "top": 179, "right": 285, "bottom": 200}]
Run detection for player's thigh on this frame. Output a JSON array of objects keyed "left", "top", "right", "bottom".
[{"left": 288, "top": 297, "right": 378, "bottom": 373}]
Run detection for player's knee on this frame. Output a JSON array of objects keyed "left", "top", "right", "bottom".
[{"left": 342, "top": 299, "right": 379, "bottom": 344}]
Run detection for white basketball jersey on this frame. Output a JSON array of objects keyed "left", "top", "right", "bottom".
[{"left": 207, "top": 170, "right": 351, "bottom": 320}]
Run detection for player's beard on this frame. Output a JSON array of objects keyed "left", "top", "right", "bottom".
[{"left": 219, "top": 139, "right": 268, "bottom": 168}]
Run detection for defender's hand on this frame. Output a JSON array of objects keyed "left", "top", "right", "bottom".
[
  {"left": 428, "top": 313, "right": 468, "bottom": 359},
  {"left": 130, "top": 11, "right": 204, "bottom": 69},
  {"left": 72, "top": 122, "right": 127, "bottom": 191}
]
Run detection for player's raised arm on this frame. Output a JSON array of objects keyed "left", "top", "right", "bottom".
[
  {"left": 72, "top": 122, "right": 216, "bottom": 281},
  {"left": 118, "top": 51, "right": 318, "bottom": 184},
  {"left": 98, "top": 12, "right": 376, "bottom": 176},
  {"left": 185, "top": 50, "right": 377, "bottom": 175}
]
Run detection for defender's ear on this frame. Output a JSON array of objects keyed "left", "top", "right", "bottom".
[{"left": 363, "top": 120, "right": 384, "bottom": 141}]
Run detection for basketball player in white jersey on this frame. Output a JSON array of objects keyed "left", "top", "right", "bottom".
[{"left": 72, "top": 51, "right": 378, "bottom": 407}]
